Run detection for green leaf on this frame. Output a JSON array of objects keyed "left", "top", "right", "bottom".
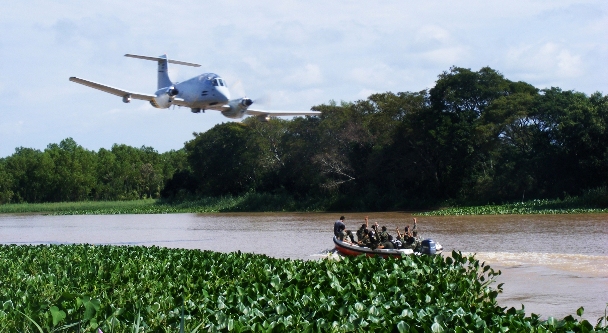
[
  {"left": 431, "top": 322, "right": 444, "bottom": 333},
  {"left": 396, "top": 321, "right": 410, "bottom": 333},
  {"left": 276, "top": 303, "right": 287, "bottom": 315},
  {"left": 354, "top": 302, "right": 365, "bottom": 312},
  {"left": 50, "top": 305, "right": 66, "bottom": 326}
]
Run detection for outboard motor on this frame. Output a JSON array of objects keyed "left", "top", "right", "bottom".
[{"left": 420, "top": 239, "right": 437, "bottom": 255}]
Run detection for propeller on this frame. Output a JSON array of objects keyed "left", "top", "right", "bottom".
[
  {"left": 231, "top": 78, "right": 271, "bottom": 108},
  {"left": 168, "top": 87, "right": 179, "bottom": 96}
]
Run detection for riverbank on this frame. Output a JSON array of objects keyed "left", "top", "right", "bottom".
[
  {"left": 0, "top": 194, "right": 326, "bottom": 215},
  {"left": 0, "top": 191, "right": 607, "bottom": 215}
]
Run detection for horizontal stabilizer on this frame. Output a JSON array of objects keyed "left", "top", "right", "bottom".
[{"left": 124, "top": 54, "right": 201, "bottom": 67}]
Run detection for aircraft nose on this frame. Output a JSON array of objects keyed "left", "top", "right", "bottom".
[{"left": 216, "top": 87, "right": 230, "bottom": 102}]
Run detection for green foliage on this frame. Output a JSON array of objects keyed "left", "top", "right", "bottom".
[
  {"left": 0, "top": 245, "right": 604, "bottom": 332},
  {"left": 0, "top": 139, "right": 185, "bottom": 203},
  {"left": 2, "top": 66, "right": 607, "bottom": 210},
  {"left": 0, "top": 193, "right": 330, "bottom": 215},
  {"left": 417, "top": 191, "right": 608, "bottom": 216}
]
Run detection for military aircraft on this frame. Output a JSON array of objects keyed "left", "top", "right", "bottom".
[{"left": 69, "top": 54, "right": 321, "bottom": 121}]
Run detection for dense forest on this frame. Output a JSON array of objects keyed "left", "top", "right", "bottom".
[{"left": 1, "top": 66, "right": 607, "bottom": 209}]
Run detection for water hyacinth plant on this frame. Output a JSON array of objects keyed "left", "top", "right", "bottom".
[
  {"left": 417, "top": 198, "right": 608, "bottom": 216},
  {"left": 0, "top": 244, "right": 605, "bottom": 332}
]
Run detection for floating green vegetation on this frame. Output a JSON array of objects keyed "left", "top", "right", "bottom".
[
  {"left": 418, "top": 199, "right": 608, "bottom": 216},
  {"left": 0, "top": 244, "right": 605, "bottom": 332}
]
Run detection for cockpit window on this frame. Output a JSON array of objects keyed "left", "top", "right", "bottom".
[
  {"left": 211, "top": 79, "right": 228, "bottom": 87},
  {"left": 212, "top": 78, "right": 227, "bottom": 87}
]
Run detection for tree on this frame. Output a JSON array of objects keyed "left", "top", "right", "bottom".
[
  {"left": 0, "top": 159, "right": 14, "bottom": 204},
  {"left": 185, "top": 122, "right": 262, "bottom": 196},
  {"left": 45, "top": 138, "right": 97, "bottom": 201},
  {"left": 4, "top": 147, "right": 54, "bottom": 202}
]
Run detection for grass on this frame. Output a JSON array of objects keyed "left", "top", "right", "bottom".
[
  {"left": 0, "top": 193, "right": 327, "bottom": 215},
  {"left": 1, "top": 188, "right": 607, "bottom": 216}
]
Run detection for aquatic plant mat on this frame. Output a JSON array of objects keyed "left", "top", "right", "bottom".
[
  {"left": 0, "top": 245, "right": 605, "bottom": 332},
  {"left": 418, "top": 198, "right": 608, "bottom": 216}
]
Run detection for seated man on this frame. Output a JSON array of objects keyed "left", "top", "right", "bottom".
[
  {"left": 367, "top": 229, "right": 384, "bottom": 250},
  {"left": 337, "top": 229, "right": 355, "bottom": 244},
  {"left": 391, "top": 234, "right": 402, "bottom": 248},
  {"left": 333, "top": 216, "right": 346, "bottom": 238},
  {"left": 401, "top": 234, "right": 417, "bottom": 250},
  {"left": 378, "top": 226, "right": 390, "bottom": 243},
  {"left": 382, "top": 234, "right": 395, "bottom": 249},
  {"left": 358, "top": 228, "right": 370, "bottom": 247},
  {"left": 412, "top": 231, "right": 422, "bottom": 252},
  {"left": 356, "top": 223, "right": 367, "bottom": 243}
]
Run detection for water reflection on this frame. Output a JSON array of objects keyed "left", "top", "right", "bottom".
[{"left": 0, "top": 212, "right": 606, "bottom": 321}]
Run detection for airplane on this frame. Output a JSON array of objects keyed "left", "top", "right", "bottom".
[{"left": 69, "top": 54, "right": 321, "bottom": 121}]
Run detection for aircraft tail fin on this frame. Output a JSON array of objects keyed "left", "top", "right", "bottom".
[{"left": 124, "top": 54, "right": 201, "bottom": 90}]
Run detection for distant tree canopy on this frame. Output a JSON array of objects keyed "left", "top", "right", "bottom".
[
  {"left": 1, "top": 66, "right": 606, "bottom": 208},
  {"left": 0, "top": 138, "right": 186, "bottom": 203}
]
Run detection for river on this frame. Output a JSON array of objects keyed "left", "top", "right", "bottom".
[{"left": 0, "top": 212, "right": 606, "bottom": 322}]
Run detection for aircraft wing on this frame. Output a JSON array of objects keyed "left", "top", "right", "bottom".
[
  {"left": 245, "top": 109, "right": 322, "bottom": 117},
  {"left": 69, "top": 77, "right": 155, "bottom": 101}
]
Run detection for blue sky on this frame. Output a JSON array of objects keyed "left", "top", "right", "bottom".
[{"left": 1, "top": 1, "right": 606, "bottom": 157}]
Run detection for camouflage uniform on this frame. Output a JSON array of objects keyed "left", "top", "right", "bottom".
[
  {"left": 379, "top": 230, "right": 389, "bottom": 243},
  {"left": 359, "top": 232, "right": 370, "bottom": 247},
  {"left": 356, "top": 227, "right": 366, "bottom": 243},
  {"left": 402, "top": 236, "right": 416, "bottom": 250}
]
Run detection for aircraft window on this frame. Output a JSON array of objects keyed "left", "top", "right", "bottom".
[
  {"left": 212, "top": 79, "right": 218, "bottom": 86},
  {"left": 218, "top": 79, "right": 225, "bottom": 86}
]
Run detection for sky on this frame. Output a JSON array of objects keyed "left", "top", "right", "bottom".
[{"left": 1, "top": 0, "right": 606, "bottom": 157}]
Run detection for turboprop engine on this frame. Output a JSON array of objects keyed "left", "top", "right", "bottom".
[
  {"left": 150, "top": 86, "right": 179, "bottom": 109},
  {"left": 221, "top": 97, "right": 253, "bottom": 119}
]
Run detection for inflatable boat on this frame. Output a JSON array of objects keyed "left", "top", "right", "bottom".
[{"left": 333, "top": 236, "right": 443, "bottom": 258}]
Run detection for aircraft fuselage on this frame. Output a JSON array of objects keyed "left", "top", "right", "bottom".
[{"left": 173, "top": 73, "right": 230, "bottom": 110}]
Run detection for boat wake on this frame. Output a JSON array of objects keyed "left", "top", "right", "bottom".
[{"left": 467, "top": 252, "right": 608, "bottom": 277}]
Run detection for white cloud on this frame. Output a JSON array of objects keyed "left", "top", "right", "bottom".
[
  {"left": 349, "top": 64, "right": 392, "bottom": 85},
  {"left": 284, "top": 64, "right": 323, "bottom": 87},
  {"left": 0, "top": 0, "right": 606, "bottom": 157},
  {"left": 506, "top": 42, "right": 584, "bottom": 79}
]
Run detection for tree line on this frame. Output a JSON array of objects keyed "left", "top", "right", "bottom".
[
  {"left": 1, "top": 66, "right": 607, "bottom": 209},
  {"left": 0, "top": 139, "right": 186, "bottom": 203}
]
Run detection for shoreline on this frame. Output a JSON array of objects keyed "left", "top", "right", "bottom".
[{"left": 0, "top": 194, "right": 608, "bottom": 216}]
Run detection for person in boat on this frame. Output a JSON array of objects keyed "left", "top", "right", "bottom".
[
  {"left": 379, "top": 226, "right": 389, "bottom": 243},
  {"left": 356, "top": 216, "right": 370, "bottom": 242},
  {"left": 358, "top": 227, "right": 371, "bottom": 247},
  {"left": 367, "top": 228, "right": 383, "bottom": 249},
  {"left": 395, "top": 227, "right": 409, "bottom": 245},
  {"left": 400, "top": 229, "right": 417, "bottom": 250},
  {"left": 412, "top": 230, "right": 422, "bottom": 251},
  {"left": 390, "top": 234, "right": 402, "bottom": 248},
  {"left": 379, "top": 226, "right": 394, "bottom": 249},
  {"left": 334, "top": 216, "right": 346, "bottom": 238},
  {"left": 336, "top": 227, "right": 346, "bottom": 241},
  {"left": 412, "top": 218, "right": 418, "bottom": 233},
  {"left": 356, "top": 223, "right": 367, "bottom": 243},
  {"left": 346, "top": 230, "right": 356, "bottom": 244},
  {"left": 402, "top": 231, "right": 421, "bottom": 250}
]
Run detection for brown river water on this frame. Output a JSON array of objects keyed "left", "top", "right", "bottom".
[{"left": 0, "top": 212, "right": 606, "bottom": 322}]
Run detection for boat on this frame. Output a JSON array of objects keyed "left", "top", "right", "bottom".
[{"left": 333, "top": 236, "right": 443, "bottom": 258}]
